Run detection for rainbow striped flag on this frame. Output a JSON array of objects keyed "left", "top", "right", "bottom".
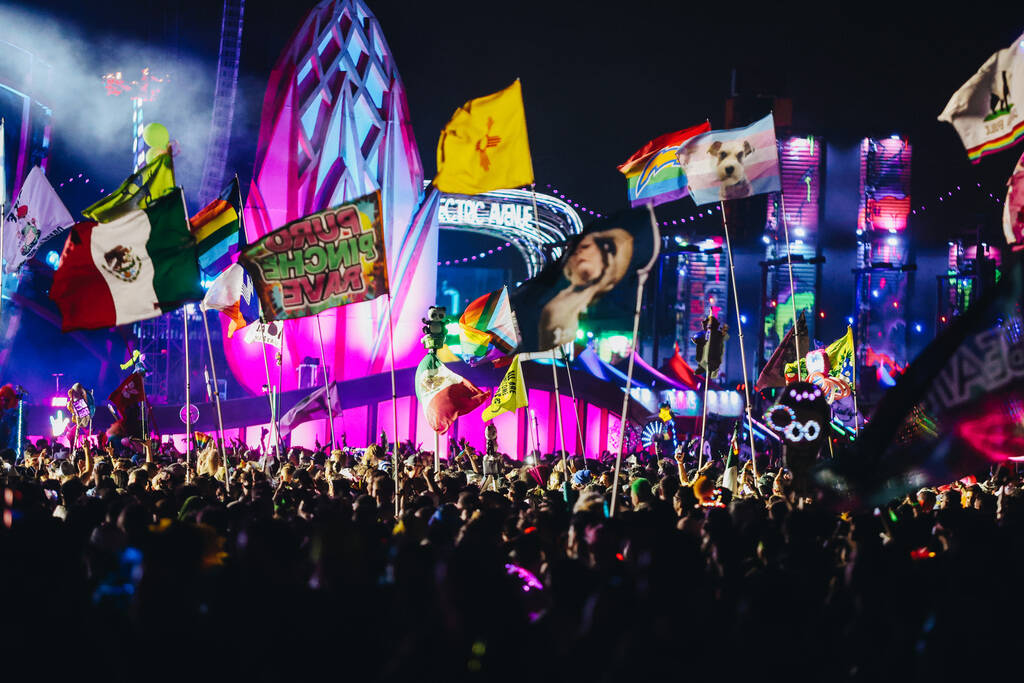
[
  {"left": 194, "top": 431, "right": 214, "bottom": 449},
  {"left": 939, "top": 31, "right": 1024, "bottom": 164},
  {"left": 451, "top": 287, "right": 519, "bottom": 364},
  {"left": 189, "top": 177, "right": 243, "bottom": 277},
  {"left": 617, "top": 122, "right": 711, "bottom": 207}
]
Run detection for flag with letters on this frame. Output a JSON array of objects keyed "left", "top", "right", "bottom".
[
  {"left": 435, "top": 80, "right": 534, "bottom": 195},
  {"left": 482, "top": 355, "right": 528, "bottom": 421},
  {"left": 2, "top": 166, "right": 74, "bottom": 273},
  {"left": 238, "top": 191, "right": 388, "bottom": 321},
  {"left": 939, "top": 31, "right": 1024, "bottom": 163},
  {"left": 815, "top": 254, "right": 1024, "bottom": 505}
]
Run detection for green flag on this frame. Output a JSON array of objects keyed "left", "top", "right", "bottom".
[{"left": 83, "top": 152, "right": 176, "bottom": 222}]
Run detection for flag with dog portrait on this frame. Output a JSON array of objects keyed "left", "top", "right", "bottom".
[{"left": 677, "top": 113, "right": 781, "bottom": 205}]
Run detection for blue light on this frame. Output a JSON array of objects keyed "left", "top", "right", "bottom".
[
  {"left": 762, "top": 235, "right": 770, "bottom": 244},
  {"left": 740, "top": 314, "right": 748, "bottom": 324},
  {"left": 914, "top": 323, "right": 923, "bottom": 333},
  {"left": 872, "top": 289, "right": 880, "bottom": 298},
  {"left": 44, "top": 250, "right": 60, "bottom": 269},
  {"left": 847, "top": 316, "right": 854, "bottom": 325}
]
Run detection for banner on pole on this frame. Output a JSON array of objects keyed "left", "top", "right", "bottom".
[
  {"left": 239, "top": 191, "right": 388, "bottom": 321},
  {"left": 507, "top": 206, "right": 659, "bottom": 353},
  {"left": 482, "top": 355, "right": 528, "bottom": 421}
]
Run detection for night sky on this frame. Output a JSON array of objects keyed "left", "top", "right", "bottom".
[{"left": 13, "top": 0, "right": 1020, "bottom": 244}]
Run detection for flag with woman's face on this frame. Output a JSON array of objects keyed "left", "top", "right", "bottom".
[{"left": 506, "top": 207, "right": 659, "bottom": 353}]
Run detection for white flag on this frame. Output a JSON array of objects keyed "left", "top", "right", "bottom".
[
  {"left": 243, "top": 320, "right": 283, "bottom": 349},
  {"left": 939, "top": 32, "right": 1024, "bottom": 163},
  {"left": 3, "top": 166, "right": 74, "bottom": 273}
]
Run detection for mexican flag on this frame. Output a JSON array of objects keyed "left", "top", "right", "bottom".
[
  {"left": 50, "top": 188, "right": 202, "bottom": 331},
  {"left": 415, "top": 354, "right": 489, "bottom": 434}
]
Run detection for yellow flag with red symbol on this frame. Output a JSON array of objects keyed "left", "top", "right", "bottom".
[{"left": 435, "top": 80, "right": 534, "bottom": 195}]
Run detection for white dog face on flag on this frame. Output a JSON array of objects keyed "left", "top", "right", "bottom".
[{"left": 707, "top": 139, "right": 754, "bottom": 199}]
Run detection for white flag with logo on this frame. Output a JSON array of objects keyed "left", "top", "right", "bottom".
[
  {"left": 938, "top": 32, "right": 1024, "bottom": 163},
  {"left": 3, "top": 166, "right": 73, "bottom": 273},
  {"left": 243, "top": 320, "right": 283, "bottom": 349}
]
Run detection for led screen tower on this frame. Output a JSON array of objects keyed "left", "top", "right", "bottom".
[
  {"left": 230, "top": 0, "right": 433, "bottom": 394},
  {"left": 854, "top": 136, "right": 913, "bottom": 400},
  {"left": 759, "top": 135, "right": 823, "bottom": 371}
]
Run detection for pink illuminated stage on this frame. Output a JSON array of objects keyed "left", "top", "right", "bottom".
[{"left": 229, "top": 0, "right": 435, "bottom": 396}]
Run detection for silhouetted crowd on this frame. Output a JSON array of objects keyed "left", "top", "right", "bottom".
[{"left": 2, "top": 435, "right": 1023, "bottom": 682}]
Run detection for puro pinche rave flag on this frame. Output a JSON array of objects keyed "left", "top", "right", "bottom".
[
  {"left": 3, "top": 166, "right": 74, "bottom": 273},
  {"left": 415, "top": 354, "right": 490, "bottom": 434},
  {"left": 481, "top": 355, "right": 527, "bottom": 421},
  {"left": 435, "top": 79, "right": 534, "bottom": 195},
  {"left": 238, "top": 191, "right": 388, "bottom": 321},
  {"left": 50, "top": 188, "right": 203, "bottom": 331}
]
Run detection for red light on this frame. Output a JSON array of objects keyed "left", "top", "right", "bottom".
[
  {"left": 615, "top": 552, "right": 625, "bottom": 562},
  {"left": 893, "top": 302, "right": 899, "bottom": 309},
  {"left": 940, "top": 316, "right": 947, "bottom": 323},
  {"left": 819, "top": 311, "right": 825, "bottom": 319},
  {"left": 523, "top": 526, "right": 536, "bottom": 534}
]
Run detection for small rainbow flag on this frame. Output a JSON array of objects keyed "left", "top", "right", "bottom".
[
  {"left": 453, "top": 287, "right": 519, "bottom": 364},
  {"left": 617, "top": 122, "right": 711, "bottom": 207},
  {"left": 194, "top": 431, "right": 214, "bottom": 449}
]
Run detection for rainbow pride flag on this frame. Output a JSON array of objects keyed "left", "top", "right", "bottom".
[
  {"left": 452, "top": 287, "right": 519, "bottom": 364},
  {"left": 617, "top": 122, "right": 711, "bottom": 207},
  {"left": 194, "top": 431, "right": 214, "bottom": 449}
]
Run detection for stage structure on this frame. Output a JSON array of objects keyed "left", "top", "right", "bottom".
[
  {"left": 758, "top": 134, "right": 824, "bottom": 374},
  {"left": 673, "top": 238, "right": 728, "bottom": 371},
  {"left": 0, "top": 40, "right": 54, "bottom": 372},
  {"left": 232, "top": 0, "right": 433, "bottom": 420},
  {"left": 853, "top": 136, "right": 914, "bottom": 401},
  {"left": 436, "top": 187, "right": 583, "bottom": 278},
  {"left": 102, "top": 68, "right": 166, "bottom": 171},
  {"left": 0, "top": 40, "right": 53, "bottom": 204},
  {"left": 197, "top": 0, "right": 246, "bottom": 207},
  {"left": 937, "top": 239, "right": 999, "bottom": 331}
]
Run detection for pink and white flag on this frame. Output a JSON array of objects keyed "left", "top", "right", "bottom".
[{"left": 1004, "top": 149, "right": 1024, "bottom": 247}]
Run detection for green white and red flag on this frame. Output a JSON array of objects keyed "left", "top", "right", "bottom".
[{"left": 50, "top": 187, "right": 202, "bottom": 331}]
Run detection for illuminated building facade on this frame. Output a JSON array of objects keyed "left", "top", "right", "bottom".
[
  {"left": 854, "top": 136, "right": 913, "bottom": 397},
  {"left": 759, "top": 135, "right": 822, "bottom": 370}
]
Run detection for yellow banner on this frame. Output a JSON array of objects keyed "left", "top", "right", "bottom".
[
  {"left": 435, "top": 80, "right": 534, "bottom": 195},
  {"left": 482, "top": 355, "right": 528, "bottom": 421}
]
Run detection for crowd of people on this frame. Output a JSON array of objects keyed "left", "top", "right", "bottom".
[{"left": 3, "top": 431, "right": 1023, "bottom": 681}]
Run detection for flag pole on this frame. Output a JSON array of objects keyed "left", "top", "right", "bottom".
[
  {"left": 719, "top": 201, "right": 759, "bottom": 480},
  {"left": 698, "top": 365, "right": 710, "bottom": 470},
  {"left": 852, "top": 334, "right": 861, "bottom": 438},
  {"left": 200, "top": 305, "right": 229, "bottom": 490},
  {"left": 276, "top": 324, "right": 285, "bottom": 451},
  {"left": 550, "top": 347, "right": 569, "bottom": 485},
  {"left": 258, "top": 318, "right": 278, "bottom": 455},
  {"left": 609, "top": 270, "right": 648, "bottom": 517},
  {"left": 777, "top": 191, "right": 804, "bottom": 379},
  {"left": 385, "top": 292, "right": 400, "bottom": 517},
  {"left": 183, "top": 308, "right": 193, "bottom": 470},
  {"left": 558, "top": 346, "right": 587, "bottom": 456},
  {"left": 314, "top": 313, "right": 336, "bottom": 451}
]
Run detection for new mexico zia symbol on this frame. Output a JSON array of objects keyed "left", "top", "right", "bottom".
[
  {"left": 475, "top": 117, "right": 501, "bottom": 171},
  {"left": 101, "top": 246, "right": 143, "bottom": 283}
]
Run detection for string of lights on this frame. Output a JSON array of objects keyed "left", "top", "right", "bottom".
[
  {"left": 56, "top": 172, "right": 105, "bottom": 194},
  {"left": 911, "top": 182, "right": 1004, "bottom": 215},
  {"left": 437, "top": 242, "right": 513, "bottom": 267},
  {"left": 544, "top": 183, "right": 723, "bottom": 227}
]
